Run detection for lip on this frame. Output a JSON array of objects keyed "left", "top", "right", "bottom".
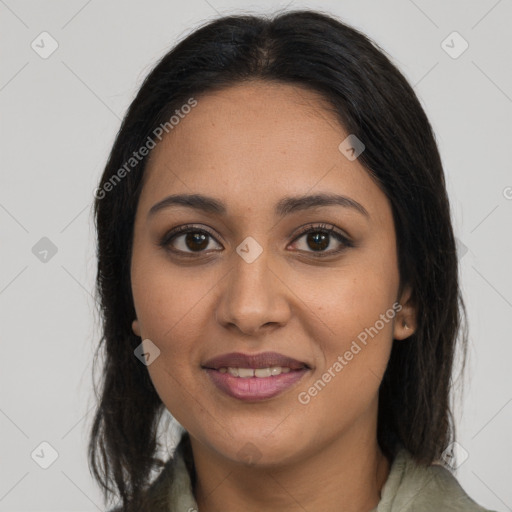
[
  {"left": 202, "top": 351, "right": 311, "bottom": 402},
  {"left": 202, "top": 351, "right": 310, "bottom": 371}
]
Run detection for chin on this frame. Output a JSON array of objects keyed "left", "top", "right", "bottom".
[{"left": 202, "top": 421, "right": 308, "bottom": 468}]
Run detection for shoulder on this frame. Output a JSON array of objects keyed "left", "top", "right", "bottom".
[
  {"left": 108, "top": 460, "right": 178, "bottom": 512},
  {"left": 107, "top": 432, "right": 195, "bottom": 512},
  {"left": 376, "top": 448, "right": 497, "bottom": 512}
]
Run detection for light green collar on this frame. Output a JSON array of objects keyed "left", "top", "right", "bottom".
[{"left": 146, "top": 434, "right": 493, "bottom": 512}]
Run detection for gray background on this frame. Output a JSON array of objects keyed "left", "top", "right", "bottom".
[{"left": 1, "top": 0, "right": 511, "bottom": 510}]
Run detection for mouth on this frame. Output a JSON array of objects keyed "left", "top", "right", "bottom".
[
  {"left": 202, "top": 351, "right": 311, "bottom": 401},
  {"left": 202, "top": 351, "right": 311, "bottom": 371}
]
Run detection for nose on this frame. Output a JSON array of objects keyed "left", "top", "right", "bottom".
[{"left": 215, "top": 247, "right": 292, "bottom": 336}]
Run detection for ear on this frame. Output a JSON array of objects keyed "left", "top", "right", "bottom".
[
  {"left": 132, "top": 319, "right": 141, "bottom": 337},
  {"left": 393, "top": 285, "right": 416, "bottom": 341}
]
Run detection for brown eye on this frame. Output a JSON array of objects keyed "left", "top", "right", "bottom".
[
  {"left": 291, "top": 224, "right": 354, "bottom": 257},
  {"left": 159, "top": 225, "right": 222, "bottom": 255},
  {"left": 305, "top": 232, "right": 330, "bottom": 251},
  {"left": 182, "top": 231, "right": 209, "bottom": 251}
]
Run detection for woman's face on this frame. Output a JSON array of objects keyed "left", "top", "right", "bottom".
[{"left": 130, "top": 80, "right": 414, "bottom": 466}]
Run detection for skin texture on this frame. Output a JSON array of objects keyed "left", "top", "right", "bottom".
[{"left": 130, "top": 80, "right": 417, "bottom": 512}]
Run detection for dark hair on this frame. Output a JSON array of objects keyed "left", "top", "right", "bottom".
[{"left": 89, "top": 8, "right": 467, "bottom": 511}]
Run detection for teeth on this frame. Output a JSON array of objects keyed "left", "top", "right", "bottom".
[
  {"left": 238, "top": 368, "right": 254, "bottom": 378},
  {"left": 220, "top": 366, "right": 293, "bottom": 377},
  {"left": 255, "top": 367, "right": 271, "bottom": 378}
]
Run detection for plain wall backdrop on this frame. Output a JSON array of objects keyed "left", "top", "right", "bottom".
[{"left": 1, "top": 0, "right": 511, "bottom": 510}]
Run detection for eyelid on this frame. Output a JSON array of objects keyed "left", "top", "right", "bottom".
[
  {"left": 159, "top": 224, "right": 222, "bottom": 250},
  {"left": 158, "top": 222, "right": 354, "bottom": 256},
  {"left": 288, "top": 222, "right": 354, "bottom": 257},
  {"left": 291, "top": 222, "right": 353, "bottom": 245}
]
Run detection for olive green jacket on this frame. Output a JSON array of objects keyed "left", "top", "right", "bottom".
[{"left": 114, "top": 432, "right": 496, "bottom": 511}]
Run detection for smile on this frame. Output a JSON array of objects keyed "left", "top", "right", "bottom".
[
  {"left": 219, "top": 366, "right": 292, "bottom": 377},
  {"left": 202, "top": 351, "right": 311, "bottom": 401}
]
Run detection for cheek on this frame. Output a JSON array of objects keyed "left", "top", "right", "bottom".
[
  {"left": 131, "top": 242, "right": 218, "bottom": 346},
  {"left": 130, "top": 247, "right": 226, "bottom": 409},
  {"left": 297, "top": 242, "right": 399, "bottom": 396},
  {"left": 294, "top": 284, "right": 397, "bottom": 441},
  {"left": 299, "top": 243, "right": 399, "bottom": 347},
  {"left": 131, "top": 257, "right": 211, "bottom": 426}
]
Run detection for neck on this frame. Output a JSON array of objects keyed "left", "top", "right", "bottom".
[{"left": 190, "top": 410, "right": 391, "bottom": 512}]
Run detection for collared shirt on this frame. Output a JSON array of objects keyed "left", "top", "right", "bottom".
[{"left": 114, "top": 432, "right": 496, "bottom": 511}]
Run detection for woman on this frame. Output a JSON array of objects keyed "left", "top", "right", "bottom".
[{"left": 89, "top": 9, "right": 496, "bottom": 512}]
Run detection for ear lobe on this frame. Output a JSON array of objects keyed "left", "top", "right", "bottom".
[
  {"left": 394, "top": 285, "right": 417, "bottom": 341},
  {"left": 132, "top": 319, "right": 141, "bottom": 337}
]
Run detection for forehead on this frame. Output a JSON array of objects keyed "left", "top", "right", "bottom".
[{"left": 140, "top": 81, "right": 389, "bottom": 223}]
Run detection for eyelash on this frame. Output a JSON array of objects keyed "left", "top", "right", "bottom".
[{"left": 159, "top": 223, "right": 354, "bottom": 259}]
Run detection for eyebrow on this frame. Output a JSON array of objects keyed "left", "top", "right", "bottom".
[{"left": 148, "top": 192, "right": 369, "bottom": 219}]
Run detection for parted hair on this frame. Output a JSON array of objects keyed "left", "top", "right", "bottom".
[{"left": 89, "top": 9, "right": 467, "bottom": 511}]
